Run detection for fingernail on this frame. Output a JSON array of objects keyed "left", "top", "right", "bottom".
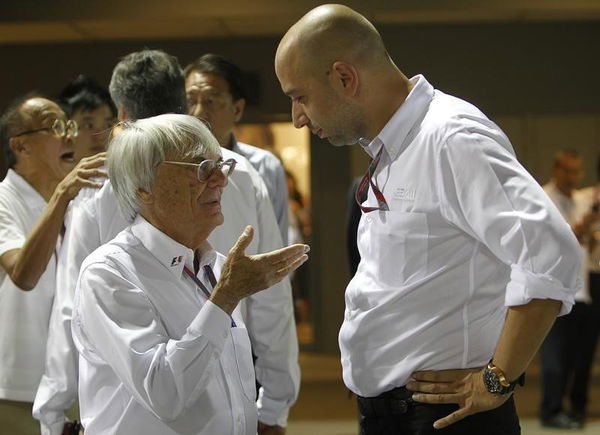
[{"left": 303, "top": 245, "right": 310, "bottom": 253}]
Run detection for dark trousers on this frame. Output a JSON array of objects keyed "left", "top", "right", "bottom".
[
  {"left": 539, "top": 277, "right": 600, "bottom": 419},
  {"left": 358, "top": 389, "right": 520, "bottom": 435}
]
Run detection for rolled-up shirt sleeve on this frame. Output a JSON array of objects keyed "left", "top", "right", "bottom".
[
  {"left": 437, "top": 128, "right": 581, "bottom": 315},
  {"left": 72, "top": 260, "right": 231, "bottom": 422}
]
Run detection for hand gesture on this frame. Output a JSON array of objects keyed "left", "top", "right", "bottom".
[
  {"left": 56, "top": 152, "right": 107, "bottom": 201},
  {"left": 406, "top": 367, "right": 511, "bottom": 429},
  {"left": 211, "top": 226, "right": 309, "bottom": 314}
]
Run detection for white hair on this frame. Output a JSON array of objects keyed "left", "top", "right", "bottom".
[{"left": 108, "top": 114, "right": 220, "bottom": 221}]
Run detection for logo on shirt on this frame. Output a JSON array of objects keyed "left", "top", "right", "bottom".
[
  {"left": 171, "top": 256, "right": 183, "bottom": 267},
  {"left": 393, "top": 186, "right": 416, "bottom": 201}
]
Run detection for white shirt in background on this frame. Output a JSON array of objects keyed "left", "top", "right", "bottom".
[
  {"left": 339, "top": 75, "right": 581, "bottom": 397},
  {"left": 231, "top": 138, "right": 289, "bottom": 245},
  {"left": 544, "top": 181, "right": 591, "bottom": 303},
  {"left": 0, "top": 169, "right": 56, "bottom": 402}
]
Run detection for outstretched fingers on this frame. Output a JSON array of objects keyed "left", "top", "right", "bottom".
[
  {"left": 229, "top": 226, "right": 255, "bottom": 257},
  {"left": 263, "top": 243, "right": 310, "bottom": 266}
]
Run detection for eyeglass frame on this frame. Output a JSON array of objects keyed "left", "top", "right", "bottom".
[
  {"left": 162, "top": 157, "right": 237, "bottom": 183},
  {"left": 11, "top": 118, "right": 79, "bottom": 139}
]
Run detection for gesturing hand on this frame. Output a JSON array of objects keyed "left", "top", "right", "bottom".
[
  {"left": 56, "top": 152, "right": 107, "bottom": 201},
  {"left": 406, "top": 367, "right": 511, "bottom": 429},
  {"left": 211, "top": 225, "right": 309, "bottom": 314}
]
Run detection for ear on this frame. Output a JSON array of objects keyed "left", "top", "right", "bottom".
[
  {"left": 232, "top": 98, "right": 246, "bottom": 123},
  {"left": 331, "top": 61, "right": 359, "bottom": 97},
  {"left": 137, "top": 188, "right": 154, "bottom": 205},
  {"left": 8, "top": 137, "right": 27, "bottom": 158}
]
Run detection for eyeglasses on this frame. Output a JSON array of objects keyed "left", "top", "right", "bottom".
[
  {"left": 162, "top": 157, "right": 236, "bottom": 182},
  {"left": 12, "top": 119, "right": 79, "bottom": 139}
]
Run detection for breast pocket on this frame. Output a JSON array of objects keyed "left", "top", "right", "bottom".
[
  {"left": 231, "top": 327, "right": 257, "bottom": 403},
  {"left": 360, "top": 211, "right": 429, "bottom": 286}
]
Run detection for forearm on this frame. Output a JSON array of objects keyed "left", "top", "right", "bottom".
[
  {"left": 492, "top": 298, "right": 561, "bottom": 381},
  {"left": 9, "top": 190, "right": 69, "bottom": 290}
]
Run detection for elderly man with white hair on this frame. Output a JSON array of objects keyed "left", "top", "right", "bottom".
[{"left": 71, "top": 114, "right": 309, "bottom": 435}]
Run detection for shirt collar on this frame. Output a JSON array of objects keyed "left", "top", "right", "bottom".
[
  {"left": 360, "top": 74, "right": 434, "bottom": 160},
  {"left": 130, "top": 215, "right": 217, "bottom": 280},
  {"left": 4, "top": 169, "right": 47, "bottom": 206}
]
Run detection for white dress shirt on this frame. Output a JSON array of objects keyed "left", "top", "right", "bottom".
[
  {"left": 0, "top": 169, "right": 55, "bottom": 402},
  {"left": 34, "top": 149, "right": 299, "bottom": 433},
  {"left": 339, "top": 75, "right": 581, "bottom": 397},
  {"left": 231, "top": 138, "right": 289, "bottom": 245},
  {"left": 72, "top": 216, "right": 257, "bottom": 434}
]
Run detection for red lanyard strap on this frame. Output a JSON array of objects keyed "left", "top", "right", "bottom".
[
  {"left": 183, "top": 264, "right": 236, "bottom": 327},
  {"left": 355, "top": 146, "right": 389, "bottom": 213}
]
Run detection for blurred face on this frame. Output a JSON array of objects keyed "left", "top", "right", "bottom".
[
  {"left": 275, "top": 54, "right": 364, "bottom": 146},
  {"left": 143, "top": 151, "right": 228, "bottom": 249},
  {"left": 185, "top": 72, "right": 245, "bottom": 146},
  {"left": 71, "top": 104, "right": 115, "bottom": 161},
  {"left": 14, "top": 98, "right": 76, "bottom": 180},
  {"left": 554, "top": 156, "right": 583, "bottom": 195}
]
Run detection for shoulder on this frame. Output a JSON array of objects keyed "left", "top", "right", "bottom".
[{"left": 80, "top": 228, "right": 138, "bottom": 274}]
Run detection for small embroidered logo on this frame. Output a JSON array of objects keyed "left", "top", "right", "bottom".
[
  {"left": 393, "top": 186, "right": 416, "bottom": 201},
  {"left": 171, "top": 256, "right": 183, "bottom": 266}
]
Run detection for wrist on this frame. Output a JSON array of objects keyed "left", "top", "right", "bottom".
[
  {"left": 210, "top": 285, "right": 239, "bottom": 315},
  {"left": 482, "top": 362, "right": 524, "bottom": 395}
]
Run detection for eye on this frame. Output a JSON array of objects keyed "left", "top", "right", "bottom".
[{"left": 293, "top": 96, "right": 305, "bottom": 104}]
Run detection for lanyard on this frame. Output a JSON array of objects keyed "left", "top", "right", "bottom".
[
  {"left": 183, "top": 264, "right": 236, "bottom": 327},
  {"left": 355, "top": 145, "right": 389, "bottom": 213}
]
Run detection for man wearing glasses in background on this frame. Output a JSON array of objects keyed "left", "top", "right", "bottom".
[{"left": 0, "top": 95, "right": 105, "bottom": 433}]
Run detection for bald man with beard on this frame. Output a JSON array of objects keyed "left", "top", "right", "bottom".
[{"left": 275, "top": 4, "right": 581, "bottom": 434}]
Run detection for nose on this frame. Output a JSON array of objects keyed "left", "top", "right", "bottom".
[
  {"left": 292, "top": 101, "right": 308, "bottom": 129},
  {"left": 190, "top": 101, "right": 204, "bottom": 118},
  {"left": 205, "top": 168, "right": 228, "bottom": 188}
]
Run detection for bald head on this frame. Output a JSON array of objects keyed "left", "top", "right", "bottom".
[
  {"left": 275, "top": 4, "right": 410, "bottom": 143},
  {"left": 277, "top": 4, "right": 388, "bottom": 77}
]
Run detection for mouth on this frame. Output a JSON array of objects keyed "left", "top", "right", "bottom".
[{"left": 60, "top": 151, "right": 75, "bottom": 163}]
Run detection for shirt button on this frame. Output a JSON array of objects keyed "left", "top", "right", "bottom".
[
  {"left": 237, "top": 415, "right": 242, "bottom": 423},
  {"left": 222, "top": 332, "right": 228, "bottom": 339}
]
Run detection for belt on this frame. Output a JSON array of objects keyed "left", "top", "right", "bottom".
[{"left": 357, "top": 386, "right": 414, "bottom": 417}]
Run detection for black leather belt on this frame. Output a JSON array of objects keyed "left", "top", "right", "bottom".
[{"left": 357, "top": 386, "right": 414, "bottom": 417}]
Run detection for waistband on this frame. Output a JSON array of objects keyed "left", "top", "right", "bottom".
[{"left": 357, "top": 386, "right": 413, "bottom": 417}]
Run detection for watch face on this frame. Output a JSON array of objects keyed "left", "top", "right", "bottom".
[{"left": 484, "top": 368, "right": 502, "bottom": 394}]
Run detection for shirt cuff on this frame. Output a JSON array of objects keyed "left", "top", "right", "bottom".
[
  {"left": 505, "top": 265, "right": 579, "bottom": 316},
  {"left": 257, "top": 388, "right": 290, "bottom": 427},
  {"left": 187, "top": 300, "right": 231, "bottom": 350}
]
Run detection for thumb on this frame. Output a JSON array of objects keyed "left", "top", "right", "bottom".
[{"left": 229, "top": 225, "right": 254, "bottom": 257}]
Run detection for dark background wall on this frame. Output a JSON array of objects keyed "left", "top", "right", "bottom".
[{"left": 1, "top": 20, "right": 598, "bottom": 352}]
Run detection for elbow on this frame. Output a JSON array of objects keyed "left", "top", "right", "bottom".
[{"left": 10, "top": 274, "right": 36, "bottom": 291}]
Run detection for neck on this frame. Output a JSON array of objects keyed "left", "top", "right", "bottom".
[
  {"left": 221, "top": 133, "right": 235, "bottom": 150},
  {"left": 13, "top": 164, "right": 59, "bottom": 202},
  {"left": 364, "top": 70, "right": 412, "bottom": 141},
  {"left": 139, "top": 210, "right": 210, "bottom": 251}
]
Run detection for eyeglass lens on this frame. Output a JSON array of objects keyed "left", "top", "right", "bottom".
[
  {"left": 53, "top": 119, "right": 79, "bottom": 138},
  {"left": 197, "top": 159, "right": 235, "bottom": 182}
]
